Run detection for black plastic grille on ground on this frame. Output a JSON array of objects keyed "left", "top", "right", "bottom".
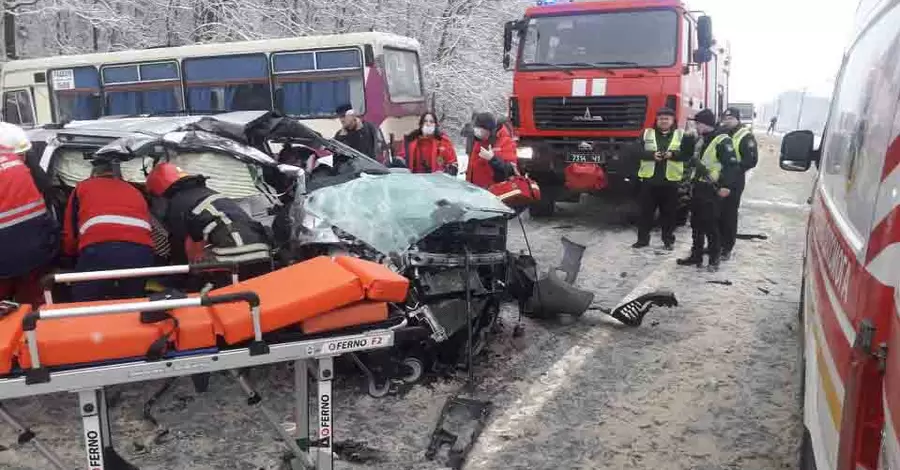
[{"left": 532, "top": 96, "right": 648, "bottom": 131}]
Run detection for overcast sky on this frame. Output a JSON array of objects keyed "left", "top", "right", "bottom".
[{"left": 688, "top": 0, "right": 859, "bottom": 104}]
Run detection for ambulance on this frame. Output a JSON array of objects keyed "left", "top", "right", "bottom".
[{"left": 779, "top": 0, "right": 900, "bottom": 468}]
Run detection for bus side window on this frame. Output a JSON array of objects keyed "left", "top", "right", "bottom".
[
  {"left": 183, "top": 54, "right": 271, "bottom": 113},
  {"left": 271, "top": 49, "right": 365, "bottom": 117},
  {"left": 3, "top": 89, "right": 35, "bottom": 126}
]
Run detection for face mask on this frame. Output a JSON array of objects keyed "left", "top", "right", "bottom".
[
  {"left": 474, "top": 127, "right": 488, "bottom": 140},
  {"left": 422, "top": 125, "right": 435, "bottom": 135}
]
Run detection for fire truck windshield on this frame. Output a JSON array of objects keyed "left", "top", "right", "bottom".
[{"left": 519, "top": 9, "right": 678, "bottom": 70}]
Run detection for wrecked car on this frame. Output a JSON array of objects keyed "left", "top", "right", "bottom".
[{"left": 26, "top": 111, "right": 516, "bottom": 396}]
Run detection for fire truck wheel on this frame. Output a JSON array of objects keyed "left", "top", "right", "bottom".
[{"left": 529, "top": 196, "right": 556, "bottom": 217}]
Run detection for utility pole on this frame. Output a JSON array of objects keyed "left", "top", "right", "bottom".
[{"left": 796, "top": 86, "right": 809, "bottom": 129}]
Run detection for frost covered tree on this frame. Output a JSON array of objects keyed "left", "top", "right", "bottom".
[{"left": 6, "top": 0, "right": 531, "bottom": 133}]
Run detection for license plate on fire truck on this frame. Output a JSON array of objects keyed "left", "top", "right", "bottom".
[{"left": 566, "top": 153, "right": 603, "bottom": 164}]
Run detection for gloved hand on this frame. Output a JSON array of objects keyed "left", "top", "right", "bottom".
[{"left": 478, "top": 147, "right": 494, "bottom": 161}]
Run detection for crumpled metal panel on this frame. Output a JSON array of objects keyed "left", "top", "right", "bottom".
[
  {"left": 168, "top": 151, "right": 264, "bottom": 199},
  {"left": 301, "top": 172, "right": 513, "bottom": 255},
  {"left": 53, "top": 149, "right": 152, "bottom": 186}
]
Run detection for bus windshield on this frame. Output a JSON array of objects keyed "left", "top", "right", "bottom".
[{"left": 519, "top": 9, "right": 679, "bottom": 70}]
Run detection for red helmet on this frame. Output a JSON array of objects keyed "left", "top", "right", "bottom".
[{"left": 146, "top": 162, "right": 188, "bottom": 197}]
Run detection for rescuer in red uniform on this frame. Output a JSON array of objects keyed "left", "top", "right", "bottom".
[
  {"left": 0, "top": 123, "right": 60, "bottom": 304},
  {"left": 466, "top": 112, "right": 517, "bottom": 189},
  {"left": 400, "top": 112, "right": 459, "bottom": 175},
  {"left": 62, "top": 158, "right": 155, "bottom": 301}
]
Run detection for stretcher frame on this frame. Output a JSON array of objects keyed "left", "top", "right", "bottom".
[{"left": 0, "top": 262, "right": 410, "bottom": 470}]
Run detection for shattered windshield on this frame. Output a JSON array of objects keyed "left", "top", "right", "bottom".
[{"left": 302, "top": 172, "right": 513, "bottom": 254}]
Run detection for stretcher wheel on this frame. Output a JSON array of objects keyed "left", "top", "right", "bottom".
[
  {"left": 367, "top": 378, "right": 391, "bottom": 398},
  {"left": 400, "top": 357, "right": 425, "bottom": 384}
]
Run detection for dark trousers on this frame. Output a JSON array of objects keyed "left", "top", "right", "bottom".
[
  {"left": 72, "top": 242, "right": 155, "bottom": 301},
  {"left": 689, "top": 184, "right": 723, "bottom": 261},
  {"left": 637, "top": 182, "right": 678, "bottom": 244},
  {"left": 719, "top": 174, "right": 746, "bottom": 253}
]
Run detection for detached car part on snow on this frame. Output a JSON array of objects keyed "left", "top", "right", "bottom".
[{"left": 26, "top": 111, "right": 515, "bottom": 397}]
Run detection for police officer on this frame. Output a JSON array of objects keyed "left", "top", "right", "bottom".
[
  {"left": 63, "top": 158, "right": 155, "bottom": 300},
  {"left": 718, "top": 107, "right": 759, "bottom": 260},
  {"left": 632, "top": 107, "right": 695, "bottom": 250},
  {"left": 676, "top": 109, "right": 741, "bottom": 271},
  {"left": 0, "top": 123, "right": 59, "bottom": 304},
  {"left": 145, "top": 162, "right": 272, "bottom": 280}
]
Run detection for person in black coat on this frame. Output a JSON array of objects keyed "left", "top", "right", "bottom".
[
  {"left": 676, "top": 109, "right": 741, "bottom": 272},
  {"left": 334, "top": 104, "right": 385, "bottom": 162},
  {"left": 718, "top": 107, "right": 760, "bottom": 260}
]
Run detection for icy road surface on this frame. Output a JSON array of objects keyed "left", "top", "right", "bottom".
[{"left": 0, "top": 134, "right": 813, "bottom": 470}]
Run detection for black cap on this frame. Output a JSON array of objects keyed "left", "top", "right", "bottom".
[
  {"left": 473, "top": 112, "right": 497, "bottom": 131},
  {"left": 692, "top": 109, "right": 717, "bottom": 127},
  {"left": 722, "top": 107, "right": 742, "bottom": 120},
  {"left": 335, "top": 104, "right": 354, "bottom": 117},
  {"left": 656, "top": 107, "right": 676, "bottom": 118}
]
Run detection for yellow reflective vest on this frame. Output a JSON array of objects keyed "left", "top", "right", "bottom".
[
  {"left": 699, "top": 133, "right": 730, "bottom": 182},
  {"left": 732, "top": 127, "right": 752, "bottom": 162},
  {"left": 639, "top": 128, "right": 684, "bottom": 182}
]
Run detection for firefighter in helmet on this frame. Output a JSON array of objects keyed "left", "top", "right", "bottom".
[
  {"left": 0, "top": 123, "right": 59, "bottom": 304},
  {"left": 145, "top": 162, "right": 272, "bottom": 279}
]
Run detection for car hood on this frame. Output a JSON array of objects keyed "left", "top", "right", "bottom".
[{"left": 300, "top": 172, "right": 514, "bottom": 255}]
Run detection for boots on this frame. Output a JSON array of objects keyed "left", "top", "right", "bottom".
[{"left": 676, "top": 251, "right": 703, "bottom": 267}]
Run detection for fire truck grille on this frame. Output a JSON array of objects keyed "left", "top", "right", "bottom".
[{"left": 532, "top": 96, "right": 648, "bottom": 131}]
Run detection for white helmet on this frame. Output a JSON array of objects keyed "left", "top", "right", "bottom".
[{"left": 0, "top": 122, "right": 31, "bottom": 154}]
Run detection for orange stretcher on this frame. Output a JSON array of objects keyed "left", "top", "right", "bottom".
[{"left": 0, "top": 255, "right": 420, "bottom": 470}]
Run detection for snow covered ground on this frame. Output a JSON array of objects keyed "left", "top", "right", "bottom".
[{"left": 0, "top": 135, "right": 813, "bottom": 470}]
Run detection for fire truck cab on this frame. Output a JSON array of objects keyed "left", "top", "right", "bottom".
[
  {"left": 502, "top": 0, "right": 728, "bottom": 216},
  {"left": 780, "top": 0, "right": 900, "bottom": 468}
]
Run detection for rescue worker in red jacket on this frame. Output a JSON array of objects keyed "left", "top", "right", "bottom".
[
  {"left": 63, "top": 158, "right": 154, "bottom": 301},
  {"left": 400, "top": 112, "right": 459, "bottom": 175},
  {"left": 466, "top": 112, "right": 517, "bottom": 189},
  {"left": 145, "top": 163, "right": 272, "bottom": 281},
  {"left": 0, "top": 123, "right": 60, "bottom": 304}
]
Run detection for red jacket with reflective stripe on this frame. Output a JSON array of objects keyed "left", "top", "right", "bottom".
[
  {"left": 466, "top": 126, "right": 518, "bottom": 189},
  {"left": 0, "top": 154, "right": 47, "bottom": 230},
  {"left": 400, "top": 133, "right": 459, "bottom": 174},
  {"left": 63, "top": 177, "right": 153, "bottom": 256}
]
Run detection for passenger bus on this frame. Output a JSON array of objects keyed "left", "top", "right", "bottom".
[
  {"left": 779, "top": 0, "right": 900, "bottom": 468},
  {"left": 0, "top": 32, "right": 427, "bottom": 153}
]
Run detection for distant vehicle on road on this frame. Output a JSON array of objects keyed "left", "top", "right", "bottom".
[
  {"left": 780, "top": 0, "right": 900, "bottom": 468},
  {"left": 727, "top": 102, "right": 756, "bottom": 121},
  {"left": 0, "top": 32, "right": 427, "bottom": 162},
  {"left": 501, "top": 0, "right": 730, "bottom": 217}
]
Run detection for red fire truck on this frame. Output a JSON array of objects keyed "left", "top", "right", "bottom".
[
  {"left": 780, "top": 0, "right": 900, "bottom": 468},
  {"left": 502, "top": 0, "right": 729, "bottom": 216}
]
